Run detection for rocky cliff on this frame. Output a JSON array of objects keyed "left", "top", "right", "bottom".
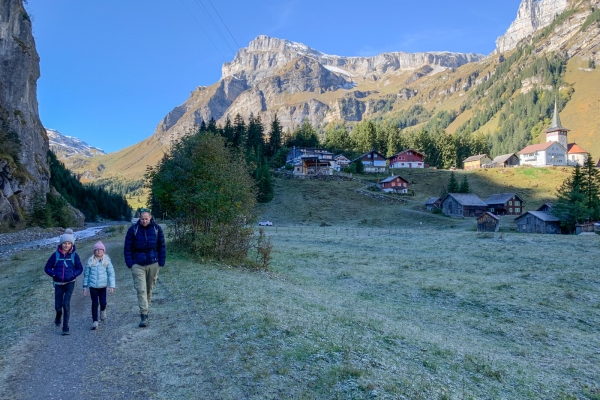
[
  {"left": 0, "top": 0, "right": 50, "bottom": 228},
  {"left": 495, "top": 0, "right": 569, "bottom": 53},
  {"left": 152, "top": 35, "right": 484, "bottom": 144}
]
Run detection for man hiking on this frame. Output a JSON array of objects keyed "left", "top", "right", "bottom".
[{"left": 124, "top": 208, "right": 166, "bottom": 327}]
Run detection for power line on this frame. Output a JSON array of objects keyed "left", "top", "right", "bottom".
[
  {"left": 177, "top": 0, "right": 227, "bottom": 60},
  {"left": 207, "top": 0, "right": 241, "bottom": 50},
  {"left": 194, "top": 0, "right": 236, "bottom": 56}
]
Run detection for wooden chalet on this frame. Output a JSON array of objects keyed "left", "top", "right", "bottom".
[
  {"left": 378, "top": 175, "right": 409, "bottom": 193},
  {"left": 575, "top": 223, "right": 595, "bottom": 234},
  {"left": 492, "top": 153, "right": 520, "bottom": 168},
  {"left": 441, "top": 193, "right": 488, "bottom": 218},
  {"left": 537, "top": 203, "right": 554, "bottom": 213},
  {"left": 463, "top": 154, "right": 492, "bottom": 170},
  {"left": 286, "top": 147, "right": 334, "bottom": 175},
  {"left": 514, "top": 211, "right": 561, "bottom": 234},
  {"left": 477, "top": 212, "right": 500, "bottom": 232},
  {"left": 388, "top": 149, "right": 426, "bottom": 169},
  {"left": 334, "top": 154, "right": 351, "bottom": 170},
  {"left": 352, "top": 150, "right": 387, "bottom": 173},
  {"left": 485, "top": 193, "right": 525, "bottom": 216},
  {"left": 425, "top": 197, "right": 441, "bottom": 211}
]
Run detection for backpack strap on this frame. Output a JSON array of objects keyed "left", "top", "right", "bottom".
[{"left": 54, "top": 249, "right": 75, "bottom": 266}]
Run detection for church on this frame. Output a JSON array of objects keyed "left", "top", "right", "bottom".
[{"left": 518, "top": 102, "right": 588, "bottom": 167}]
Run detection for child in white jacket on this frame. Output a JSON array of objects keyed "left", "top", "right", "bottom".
[{"left": 83, "top": 241, "right": 116, "bottom": 330}]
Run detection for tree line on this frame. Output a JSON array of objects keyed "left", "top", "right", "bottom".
[{"left": 40, "top": 151, "right": 132, "bottom": 225}]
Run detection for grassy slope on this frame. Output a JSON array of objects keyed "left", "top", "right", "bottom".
[
  {"left": 259, "top": 168, "right": 569, "bottom": 229},
  {"left": 3, "top": 175, "right": 600, "bottom": 398}
]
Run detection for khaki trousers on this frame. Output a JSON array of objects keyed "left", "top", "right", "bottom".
[{"left": 131, "top": 263, "right": 160, "bottom": 314}]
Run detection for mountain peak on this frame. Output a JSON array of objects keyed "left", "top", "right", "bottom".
[
  {"left": 47, "top": 128, "right": 106, "bottom": 159},
  {"left": 495, "top": 0, "right": 570, "bottom": 53}
]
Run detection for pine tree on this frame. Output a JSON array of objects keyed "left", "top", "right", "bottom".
[
  {"left": 232, "top": 114, "right": 246, "bottom": 148},
  {"left": 222, "top": 116, "right": 234, "bottom": 144},
  {"left": 458, "top": 175, "right": 471, "bottom": 194},
  {"left": 447, "top": 172, "right": 459, "bottom": 193},
  {"left": 256, "top": 158, "right": 274, "bottom": 203},
  {"left": 246, "top": 113, "right": 265, "bottom": 153},
  {"left": 553, "top": 164, "right": 589, "bottom": 232},
  {"left": 267, "top": 114, "right": 282, "bottom": 157},
  {"left": 581, "top": 153, "right": 600, "bottom": 220}
]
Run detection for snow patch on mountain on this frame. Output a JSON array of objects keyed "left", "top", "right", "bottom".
[{"left": 46, "top": 128, "right": 106, "bottom": 159}]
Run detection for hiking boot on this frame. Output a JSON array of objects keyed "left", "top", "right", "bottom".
[
  {"left": 54, "top": 312, "right": 62, "bottom": 326},
  {"left": 100, "top": 310, "right": 107, "bottom": 321},
  {"left": 139, "top": 313, "right": 148, "bottom": 328},
  {"left": 91, "top": 321, "right": 99, "bottom": 330}
]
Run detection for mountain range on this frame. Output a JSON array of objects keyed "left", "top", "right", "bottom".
[{"left": 57, "top": 0, "right": 600, "bottom": 187}]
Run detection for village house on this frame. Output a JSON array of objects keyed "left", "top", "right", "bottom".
[
  {"left": 518, "top": 141, "right": 566, "bottom": 167},
  {"left": 333, "top": 154, "right": 351, "bottom": 171},
  {"left": 477, "top": 212, "right": 500, "bottom": 232},
  {"left": 286, "top": 147, "right": 335, "bottom": 175},
  {"left": 441, "top": 193, "right": 488, "bottom": 218},
  {"left": 352, "top": 150, "right": 387, "bottom": 173},
  {"left": 518, "top": 101, "right": 588, "bottom": 167},
  {"left": 514, "top": 211, "right": 561, "bottom": 234},
  {"left": 537, "top": 203, "right": 554, "bottom": 213},
  {"left": 485, "top": 193, "right": 525, "bottom": 216},
  {"left": 388, "top": 149, "right": 426, "bottom": 169},
  {"left": 463, "top": 154, "right": 492, "bottom": 170},
  {"left": 492, "top": 153, "right": 520, "bottom": 168},
  {"left": 377, "top": 175, "right": 409, "bottom": 193},
  {"left": 425, "top": 197, "right": 441, "bottom": 211}
]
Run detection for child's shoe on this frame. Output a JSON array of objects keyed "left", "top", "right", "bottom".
[
  {"left": 100, "top": 310, "right": 107, "bottom": 321},
  {"left": 91, "top": 321, "right": 99, "bottom": 330},
  {"left": 62, "top": 329, "right": 70, "bottom": 336}
]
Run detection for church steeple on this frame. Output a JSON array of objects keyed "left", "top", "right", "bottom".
[
  {"left": 550, "top": 100, "right": 563, "bottom": 130},
  {"left": 545, "top": 99, "right": 569, "bottom": 150}
]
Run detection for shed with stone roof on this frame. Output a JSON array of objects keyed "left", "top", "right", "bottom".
[
  {"left": 514, "top": 211, "right": 561, "bottom": 234},
  {"left": 441, "top": 193, "right": 488, "bottom": 218}
]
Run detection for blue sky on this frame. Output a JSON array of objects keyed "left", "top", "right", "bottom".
[{"left": 25, "top": 0, "right": 522, "bottom": 153}]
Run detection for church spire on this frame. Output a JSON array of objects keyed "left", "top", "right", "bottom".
[{"left": 550, "top": 99, "right": 563, "bottom": 130}]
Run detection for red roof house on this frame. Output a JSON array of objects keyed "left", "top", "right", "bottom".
[{"left": 388, "top": 149, "right": 426, "bottom": 169}]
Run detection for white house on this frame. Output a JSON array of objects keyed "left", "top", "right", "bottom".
[{"left": 519, "top": 142, "right": 566, "bottom": 166}]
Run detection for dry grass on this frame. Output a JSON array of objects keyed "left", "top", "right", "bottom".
[{"left": 123, "top": 225, "right": 600, "bottom": 399}]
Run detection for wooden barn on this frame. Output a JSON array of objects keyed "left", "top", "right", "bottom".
[
  {"left": 514, "top": 211, "right": 561, "bottom": 234},
  {"left": 463, "top": 154, "right": 492, "bottom": 170},
  {"left": 441, "top": 194, "right": 488, "bottom": 218},
  {"left": 378, "top": 175, "right": 409, "bottom": 193},
  {"left": 492, "top": 153, "right": 520, "bottom": 168},
  {"left": 485, "top": 193, "right": 525, "bottom": 216},
  {"left": 425, "top": 197, "right": 441, "bottom": 211},
  {"left": 537, "top": 203, "right": 554, "bottom": 213},
  {"left": 477, "top": 212, "right": 500, "bottom": 232}
]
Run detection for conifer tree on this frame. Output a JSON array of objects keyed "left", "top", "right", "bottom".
[
  {"left": 232, "top": 114, "right": 246, "bottom": 148},
  {"left": 458, "top": 175, "right": 471, "bottom": 194},
  {"left": 222, "top": 116, "right": 234, "bottom": 144},
  {"left": 553, "top": 164, "right": 589, "bottom": 232},
  {"left": 207, "top": 117, "right": 218, "bottom": 133},
  {"left": 256, "top": 158, "right": 274, "bottom": 202},
  {"left": 447, "top": 171, "right": 459, "bottom": 193},
  {"left": 581, "top": 153, "right": 600, "bottom": 220},
  {"left": 246, "top": 113, "right": 265, "bottom": 152},
  {"left": 267, "top": 113, "right": 282, "bottom": 157}
]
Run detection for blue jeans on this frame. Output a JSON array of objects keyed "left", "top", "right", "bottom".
[
  {"left": 89, "top": 287, "right": 107, "bottom": 322},
  {"left": 54, "top": 281, "right": 75, "bottom": 331}
]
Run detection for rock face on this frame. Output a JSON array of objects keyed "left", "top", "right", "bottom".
[
  {"left": 495, "top": 0, "right": 569, "bottom": 53},
  {"left": 47, "top": 128, "right": 106, "bottom": 159},
  {"left": 0, "top": 0, "right": 50, "bottom": 227},
  {"left": 152, "top": 35, "right": 484, "bottom": 144}
]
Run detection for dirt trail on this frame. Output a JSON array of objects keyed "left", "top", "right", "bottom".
[{"left": 2, "top": 248, "right": 157, "bottom": 400}]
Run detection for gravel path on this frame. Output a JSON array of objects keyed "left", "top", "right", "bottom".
[{"left": 1, "top": 240, "right": 159, "bottom": 400}]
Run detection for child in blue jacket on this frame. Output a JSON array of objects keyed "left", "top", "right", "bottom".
[
  {"left": 83, "top": 241, "right": 116, "bottom": 330},
  {"left": 44, "top": 229, "right": 83, "bottom": 335}
]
